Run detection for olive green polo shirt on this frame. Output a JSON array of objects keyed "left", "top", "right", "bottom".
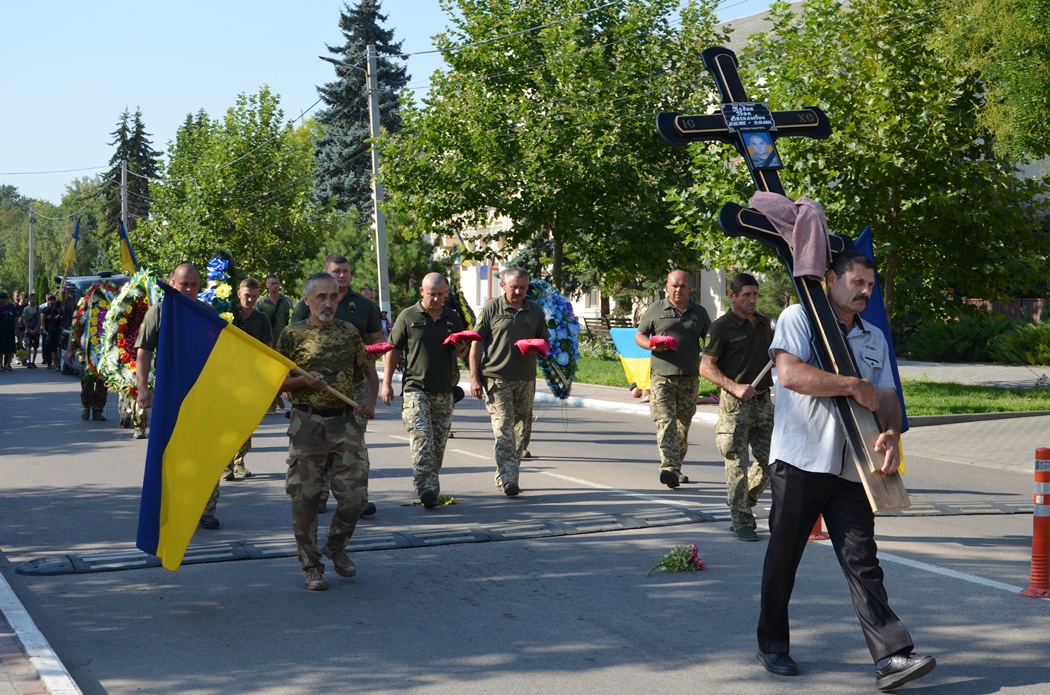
[
  {"left": 292, "top": 288, "right": 381, "bottom": 339},
  {"left": 389, "top": 302, "right": 464, "bottom": 394},
  {"left": 476, "top": 295, "right": 551, "bottom": 381},
  {"left": 704, "top": 310, "right": 774, "bottom": 390},
  {"left": 637, "top": 298, "right": 711, "bottom": 377}
]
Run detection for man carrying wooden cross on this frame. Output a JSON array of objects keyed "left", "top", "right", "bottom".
[{"left": 757, "top": 251, "right": 935, "bottom": 690}]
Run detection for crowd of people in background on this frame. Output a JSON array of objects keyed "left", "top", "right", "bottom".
[{"left": 0, "top": 289, "right": 77, "bottom": 372}]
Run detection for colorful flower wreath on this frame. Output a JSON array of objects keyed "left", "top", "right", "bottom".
[
  {"left": 198, "top": 256, "right": 236, "bottom": 323},
  {"left": 527, "top": 279, "right": 582, "bottom": 399},
  {"left": 99, "top": 270, "right": 162, "bottom": 397},
  {"left": 73, "top": 280, "right": 118, "bottom": 376}
]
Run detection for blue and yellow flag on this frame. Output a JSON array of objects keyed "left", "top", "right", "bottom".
[
  {"left": 62, "top": 218, "right": 80, "bottom": 268},
  {"left": 136, "top": 286, "right": 295, "bottom": 570},
  {"left": 610, "top": 327, "right": 650, "bottom": 390},
  {"left": 119, "top": 220, "right": 139, "bottom": 274},
  {"left": 855, "top": 226, "right": 908, "bottom": 432},
  {"left": 58, "top": 219, "right": 80, "bottom": 298}
]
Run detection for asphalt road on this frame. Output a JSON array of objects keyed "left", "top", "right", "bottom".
[{"left": 2, "top": 369, "right": 1049, "bottom": 694}]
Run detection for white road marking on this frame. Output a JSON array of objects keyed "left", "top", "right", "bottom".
[
  {"left": 404, "top": 436, "right": 1041, "bottom": 598},
  {"left": 0, "top": 573, "right": 83, "bottom": 694},
  {"left": 521, "top": 468, "right": 697, "bottom": 509},
  {"left": 812, "top": 540, "right": 1044, "bottom": 598},
  {"left": 447, "top": 447, "right": 491, "bottom": 461}
]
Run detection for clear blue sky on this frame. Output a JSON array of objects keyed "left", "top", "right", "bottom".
[{"left": 0, "top": 0, "right": 771, "bottom": 205}]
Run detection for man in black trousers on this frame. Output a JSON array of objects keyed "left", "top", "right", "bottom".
[{"left": 756, "top": 251, "right": 935, "bottom": 691}]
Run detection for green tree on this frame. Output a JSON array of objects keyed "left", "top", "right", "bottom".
[
  {"left": 101, "top": 108, "right": 161, "bottom": 236},
  {"left": 670, "top": 0, "right": 1050, "bottom": 321},
  {"left": 309, "top": 209, "right": 449, "bottom": 314},
  {"left": 937, "top": 0, "right": 1050, "bottom": 159},
  {"left": 0, "top": 180, "right": 111, "bottom": 293},
  {"left": 314, "top": 0, "right": 409, "bottom": 218},
  {"left": 137, "top": 87, "right": 326, "bottom": 286},
  {"left": 379, "top": 0, "right": 729, "bottom": 293}
]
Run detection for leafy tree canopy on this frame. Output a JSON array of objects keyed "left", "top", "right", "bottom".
[
  {"left": 379, "top": 0, "right": 730, "bottom": 294},
  {"left": 670, "top": 0, "right": 1050, "bottom": 321},
  {"left": 136, "top": 87, "right": 327, "bottom": 288},
  {"left": 937, "top": 0, "right": 1050, "bottom": 159}
]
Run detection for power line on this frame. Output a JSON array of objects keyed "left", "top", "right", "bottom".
[{"left": 0, "top": 165, "right": 107, "bottom": 176}]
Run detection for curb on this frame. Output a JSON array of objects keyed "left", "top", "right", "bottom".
[
  {"left": 0, "top": 570, "right": 82, "bottom": 694},
  {"left": 534, "top": 391, "right": 719, "bottom": 425},
  {"left": 907, "top": 410, "right": 1050, "bottom": 427}
]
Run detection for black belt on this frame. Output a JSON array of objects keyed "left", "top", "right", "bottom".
[{"left": 291, "top": 403, "right": 352, "bottom": 417}]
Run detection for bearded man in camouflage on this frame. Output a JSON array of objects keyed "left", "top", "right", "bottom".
[
  {"left": 380, "top": 273, "right": 468, "bottom": 508},
  {"left": 277, "top": 272, "right": 378, "bottom": 592}
]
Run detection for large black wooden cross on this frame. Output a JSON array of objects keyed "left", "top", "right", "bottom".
[{"left": 657, "top": 47, "right": 909, "bottom": 512}]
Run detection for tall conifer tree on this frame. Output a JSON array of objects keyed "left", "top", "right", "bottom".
[
  {"left": 313, "top": 0, "right": 409, "bottom": 218},
  {"left": 102, "top": 108, "right": 161, "bottom": 234}
]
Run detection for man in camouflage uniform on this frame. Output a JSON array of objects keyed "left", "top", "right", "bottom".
[
  {"left": 278, "top": 272, "right": 378, "bottom": 591},
  {"left": 136, "top": 263, "right": 225, "bottom": 529},
  {"left": 293, "top": 254, "right": 383, "bottom": 517},
  {"left": 66, "top": 316, "right": 108, "bottom": 421},
  {"left": 700, "top": 273, "right": 775, "bottom": 542},
  {"left": 469, "top": 267, "right": 550, "bottom": 497},
  {"left": 223, "top": 278, "right": 273, "bottom": 481},
  {"left": 381, "top": 273, "right": 467, "bottom": 508},
  {"left": 636, "top": 270, "right": 712, "bottom": 489}
]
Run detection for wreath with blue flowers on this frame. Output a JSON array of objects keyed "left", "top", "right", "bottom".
[{"left": 527, "top": 279, "right": 582, "bottom": 399}]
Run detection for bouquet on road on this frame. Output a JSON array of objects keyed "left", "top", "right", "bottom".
[{"left": 647, "top": 544, "right": 705, "bottom": 576}]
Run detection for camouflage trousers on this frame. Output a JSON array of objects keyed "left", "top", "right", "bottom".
[
  {"left": 320, "top": 379, "right": 370, "bottom": 506},
  {"left": 204, "top": 480, "right": 220, "bottom": 516},
  {"left": 402, "top": 390, "right": 454, "bottom": 496},
  {"left": 80, "top": 374, "right": 107, "bottom": 411},
  {"left": 715, "top": 391, "right": 774, "bottom": 530},
  {"left": 226, "top": 438, "right": 252, "bottom": 476},
  {"left": 483, "top": 377, "right": 535, "bottom": 487},
  {"left": 286, "top": 408, "right": 369, "bottom": 571},
  {"left": 649, "top": 374, "right": 698, "bottom": 476},
  {"left": 119, "top": 392, "right": 148, "bottom": 428}
]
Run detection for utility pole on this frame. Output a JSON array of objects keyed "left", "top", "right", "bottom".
[
  {"left": 28, "top": 203, "right": 35, "bottom": 293},
  {"left": 366, "top": 44, "right": 391, "bottom": 316},
  {"left": 121, "top": 160, "right": 129, "bottom": 233}
]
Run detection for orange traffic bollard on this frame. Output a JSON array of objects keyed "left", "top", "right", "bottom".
[
  {"left": 1021, "top": 447, "right": 1050, "bottom": 598},
  {"left": 809, "top": 514, "right": 829, "bottom": 541}
]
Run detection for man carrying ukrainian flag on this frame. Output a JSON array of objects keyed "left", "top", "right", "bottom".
[{"left": 276, "top": 272, "right": 378, "bottom": 591}]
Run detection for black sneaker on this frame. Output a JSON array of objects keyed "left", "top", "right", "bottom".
[
  {"left": 92, "top": 410, "right": 106, "bottom": 421},
  {"left": 876, "top": 654, "right": 936, "bottom": 691},
  {"left": 81, "top": 408, "right": 90, "bottom": 420},
  {"left": 360, "top": 501, "right": 377, "bottom": 517},
  {"left": 198, "top": 515, "right": 220, "bottom": 530},
  {"left": 659, "top": 470, "right": 680, "bottom": 489},
  {"left": 503, "top": 482, "right": 520, "bottom": 497}
]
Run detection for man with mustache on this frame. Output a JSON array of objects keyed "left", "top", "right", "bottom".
[
  {"left": 292, "top": 254, "right": 382, "bottom": 517},
  {"left": 277, "top": 272, "right": 378, "bottom": 591},
  {"left": 756, "top": 251, "right": 935, "bottom": 690}
]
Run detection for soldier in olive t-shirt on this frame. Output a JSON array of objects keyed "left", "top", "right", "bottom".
[
  {"left": 469, "top": 268, "right": 550, "bottom": 497},
  {"left": 635, "top": 270, "right": 711, "bottom": 489}
]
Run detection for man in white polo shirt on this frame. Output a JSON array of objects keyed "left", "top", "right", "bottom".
[{"left": 755, "top": 251, "right": 935, "bottom": 691}]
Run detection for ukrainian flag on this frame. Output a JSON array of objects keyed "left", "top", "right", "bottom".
[
  {"left": 119, "top": 220, "right": 139, "bottom": 274},
  {"left": 610, "top": 327, "right": 650, "bottom": 390},
  {"left": 137, "top": 285, "right": 296, "bottom": 570}
]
